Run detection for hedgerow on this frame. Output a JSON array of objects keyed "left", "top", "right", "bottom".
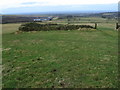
[{"left": 19, "top": 22, "right": 94, "bottom": 31}]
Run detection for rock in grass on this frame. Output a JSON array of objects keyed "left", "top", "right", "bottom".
[
  {"left": 51, "top": 69, "right": 57, "bottom": 73},
  {"left": 37, "top": 57, "right": 44, "bottom": 60}
]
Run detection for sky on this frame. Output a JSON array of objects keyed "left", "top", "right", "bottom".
[{"left": 0, "top": 0, "right": 119, "bottom": 14}]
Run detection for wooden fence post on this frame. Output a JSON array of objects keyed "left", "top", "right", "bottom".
[
  {"left": 116, "top": 23, "right": 119, "bottom": 29},
  {"left": 95, "top": 23, "right": 97, "bottom": 29}
]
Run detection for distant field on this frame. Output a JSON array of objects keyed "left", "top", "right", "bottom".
[
  {"left": 52, "top": 17, "right": 117, "bottom": 24},
  {"left": 2, "top": 23, "right": 22, "bottom": 34},
  {"left": 2, "top": 17, "right": 118, "bottom": 88}
]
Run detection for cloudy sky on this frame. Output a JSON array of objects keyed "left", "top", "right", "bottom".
[{"left": 0, "top": 0, "right": 119, "bottom": 14}]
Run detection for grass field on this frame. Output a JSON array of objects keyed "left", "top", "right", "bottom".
[{"left": 2, "top": 17, "right": 118, "bottom": 88}]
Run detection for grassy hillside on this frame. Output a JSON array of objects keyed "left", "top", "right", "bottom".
[{"left": 2, "top": 17, "right": 118, "bottom": 88}]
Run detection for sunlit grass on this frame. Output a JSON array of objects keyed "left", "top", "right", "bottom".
[{"left": 2, "top": 17, "right": 118, "bottom": 88}]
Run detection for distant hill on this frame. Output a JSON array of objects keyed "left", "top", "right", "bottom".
[
  {"left": 85, "top": 12, "right": 117, "bottom": 19},
  {"left": 1, "top": 12, "right": 117, "bottom": 24},
  {"left": 2, "top": 15, "right": 35, "bottom": 24}
]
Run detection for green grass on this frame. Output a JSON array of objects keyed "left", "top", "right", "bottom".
[{"left": 2, "top": 18, "right": 118, "bottom": 88}]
